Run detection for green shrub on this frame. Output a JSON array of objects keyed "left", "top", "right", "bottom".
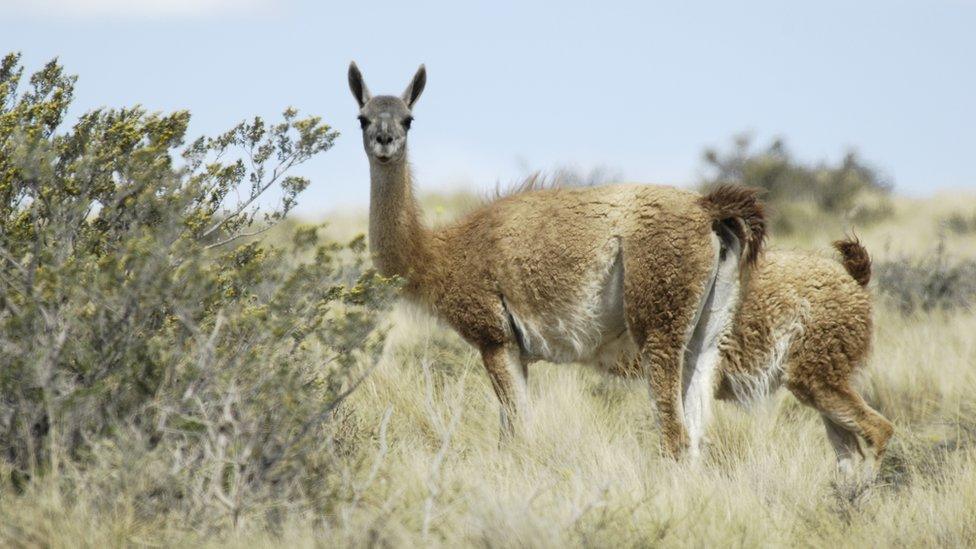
[
  {"left": 0, "top": 53, "right": 396, "bottom": 529},
  {"left": 701, "top": 135, "right": 893, "bottom": 234}
]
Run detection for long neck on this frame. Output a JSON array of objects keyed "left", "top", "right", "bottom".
[{"left": 368, "top": 154, "right": 431, "bottom": 283}]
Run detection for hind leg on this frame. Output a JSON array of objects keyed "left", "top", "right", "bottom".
[
  {"left": 640, "top": 339, "right": 690, "bottom": 457},
  {"left": 624, "top": 224, "right": 718, "bottom": 459},
  {"left": 792, "top": 380, "right": 893, "bottom": 476},
  {"left": 815, "top": 385, "right": 893, "bottom": 475},
  {"left": 683, "top": 229, "right": 741, "bottom": 458},
  {"left": 821, "top": 415, "right": 864, "bottom": 475}
]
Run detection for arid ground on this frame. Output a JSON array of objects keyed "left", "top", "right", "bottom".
[{"left": 3, "top": 191, "right": 975, "bottom": 547}]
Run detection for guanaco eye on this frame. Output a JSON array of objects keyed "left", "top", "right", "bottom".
[
  {"left": 358, "top": 115, "right": 370, "bottom": 129},
  {"left": 403, "top": 116, "right": 414, "bottom": 130}
]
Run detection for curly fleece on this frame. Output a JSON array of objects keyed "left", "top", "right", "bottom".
[{"left": 716, "top": 238, "right": 893, "bottom": 470}]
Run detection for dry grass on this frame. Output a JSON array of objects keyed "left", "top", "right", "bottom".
[{"left": 3, "top": 189, "right": 976, "bottom": 547}]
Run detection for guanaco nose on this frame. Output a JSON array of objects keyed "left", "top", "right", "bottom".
[{"left": 376, "top": 134, "right": 394, "bottom": 145}]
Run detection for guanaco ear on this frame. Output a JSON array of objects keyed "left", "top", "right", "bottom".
[
  {"left": 348, "top": 62, "right": 371, "bottom": 108},
  {"left": 401, "top": 64, "right": 426, "bottom": 109}
]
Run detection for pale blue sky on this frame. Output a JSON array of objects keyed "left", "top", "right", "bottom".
[{"left": 4, "top": 0, "right": 975, "bottom": 215}]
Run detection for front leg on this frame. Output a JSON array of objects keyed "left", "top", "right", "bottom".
[{"left": 480, "top": 343, "right": 528, "bottom": 440}]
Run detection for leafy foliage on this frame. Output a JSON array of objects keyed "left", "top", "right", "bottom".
[
  {"left": 0, "top": 53, "right": 396, "bottom": 528},
  {"left": 701, "top": 135, "right": 893, "bottom": 234}
]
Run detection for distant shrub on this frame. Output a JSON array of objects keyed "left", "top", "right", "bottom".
[
  {"left": 874, "top": 243, "right": 976, "bottom": 314},
  {"left": 0, "top": 54, "right": 396, "bottom": 529},
  {"left": 942, "top": 211, "right": 976, "bottom": 235},
  {"left": 506, "top": 164, "right": 623, "bottom": 192},
  {"left": 488, "top": 165, "right": 623, "bottom": 206},
  {"left": 548, "top": 164, "right": 623, "bottom": 188},
  {"left": 701, "top": 135, "right": 893, "bottom": 234}
]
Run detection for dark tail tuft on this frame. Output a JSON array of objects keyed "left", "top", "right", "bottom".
[
  {"left": 833, "top": 236, "right": 872, "bottom": 287},
  {"left": 698, "top": 184, "right": 767, "bottom": 267}
]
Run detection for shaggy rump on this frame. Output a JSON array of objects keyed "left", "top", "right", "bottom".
[{"left": 698, "top": 184, "right": 767, "bottom": 267}]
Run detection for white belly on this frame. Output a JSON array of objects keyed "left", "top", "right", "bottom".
[
  {"left": 724, "top": 310, "right": 807, "bottom": 403},
  {"left": 505, "top": 239, "right": 629, "bottom": 365}
]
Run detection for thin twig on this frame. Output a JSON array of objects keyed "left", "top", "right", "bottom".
[
  {"left": 199, "top": 152, "right": 298, "bottom": 241},
  {"left": 421, "top": 361, "right": 467, "bottom": 541},
  {"left": 203, "top": 224, "right": 275, "bottom": 250},
  {"left": 350, "top": 406, "right": 393, "bottom": 509},
  {"left": 262, "top": 359, "right": 381, "bottom": 472}
]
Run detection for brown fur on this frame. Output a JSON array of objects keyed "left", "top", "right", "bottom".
[
  {"left": 715, "top": 240, "right": 892, "bottom": 474},
  {"left": 352, "top": 64, "right": 768, "bottom": 458},
  {"left": 833, "top": 236, "right": 872, "bottom": 286},
  {"left": 697, "top": 184, "right": 767, "bottom": 268},
  {"left": 489, "top": 172, "right": 563, "bottom": 201}
]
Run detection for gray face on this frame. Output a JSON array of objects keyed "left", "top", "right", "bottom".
[
  {"left": 348, "top": 62, "right": 426, "bottom": 166},
  {"left": 358, "top": 96, "right": 413, "bottom": 164}
]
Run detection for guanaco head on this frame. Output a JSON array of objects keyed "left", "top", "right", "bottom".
[{"left": 348, "top": 62, "right": 426, "bottom": 165}]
